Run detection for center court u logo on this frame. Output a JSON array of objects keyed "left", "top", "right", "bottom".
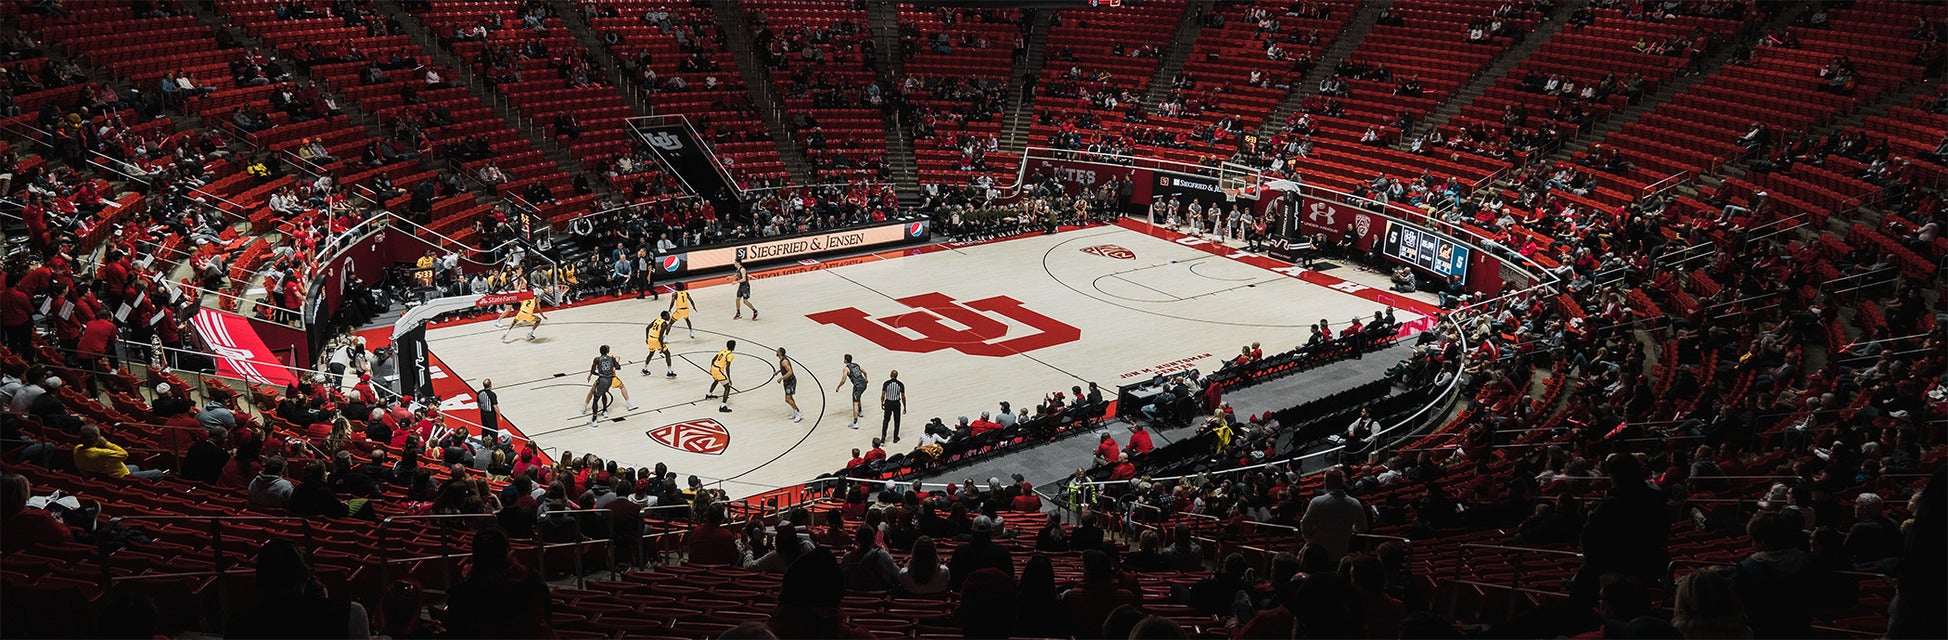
[{"left": 807, "top": 293, "right": 1081, "bottom": 357}]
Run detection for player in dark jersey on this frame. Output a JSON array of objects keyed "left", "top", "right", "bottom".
[
  {"left": 584, "top": 344, "right": 637, "bottom": 426},
  {"left": 732, "top": 259, "right": 758, "bottom": 320},
  {"left": 777, "top": 347, "right": 801, "bottom": 422}
]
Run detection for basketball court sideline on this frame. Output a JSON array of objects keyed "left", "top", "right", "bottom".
[{"left": 416, "top": 220, "right": 1440, "bottom": 495}]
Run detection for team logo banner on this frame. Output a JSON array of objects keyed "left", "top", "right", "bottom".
[
  {"left": 1294, "top": 195, "right": 1380, "bottom": 251},
  {"left": 191, "top": 309, "right": 298, "bottom": 387},
  {"left": 1080, "top": 244, "right": 1136, "bottom": 259},
  {"left": 636, "top": 123, "right": 734, "bottom": 199},
  {"left": 647, "top": 419, "right": 732, "bottom": 454}
]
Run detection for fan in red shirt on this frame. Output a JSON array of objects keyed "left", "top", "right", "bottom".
[
  {"left": 97, "top": 251, "right": 131, "bottom": 300},
  {"left": 845, "top": 448, "right": 866, "bottom": 469},
  {"left": 1094, "top": 433, "right": 1120, "bottom": 464},
  {"left": 968, "top": 412, "right": 1002, "bottom": 436},
  {"left": 684, "top": 507, "right": 742, "bottom": 565},
  {"left": 1010, "top": 482, "right": 1042, "bottom": 511},
  {"left": 863, "top": 439, "right": 887, "bottom": 463},
  {"left": 1126, "top": 424, "right": 1155, "bottom": 456}
]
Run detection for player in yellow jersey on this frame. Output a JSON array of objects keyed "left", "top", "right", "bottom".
[
  {"left": 641, "top": 311, "right": 676, "bottom": 378},
  {"left": 667, "top": 281, "right": 696, "bottom": 339},
  {"left": 501, "top": 295, "right": 544, "bottom": 341},
  {"left": 705, "top": 340, "right": 735, "bottom": 413}
]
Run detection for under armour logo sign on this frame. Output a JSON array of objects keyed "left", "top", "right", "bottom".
[
  {"left": 808, "top": 293, "right": 1080, "bottom": 357},
  {"left": 1308, "top": 202, "right": 1337, "bottom": 226}
]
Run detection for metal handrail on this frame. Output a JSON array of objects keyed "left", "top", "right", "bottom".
[
  {"left": 1445, "top": 541, "right": 1583, "bottom": 619},
  {"left": 99, "top": 512, "right": 321, "bottom": 624},
  {"left": 1643, "top": 170, "right": 1689, "bottom": 197},
  {"left": 375, "top": 508, "right": 615, "bottom": 592}
]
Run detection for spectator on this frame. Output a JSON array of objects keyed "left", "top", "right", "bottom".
[
  {"left": 1070, "top": 509, "right": 1105, "bottom": 552},
  {"left": 1061, "top": 549, "right": 1139, "bottom": 635},
  {"left": 1180, "top": 552, "right": 1252, "bottom": 615},
  {"left": 947, "top": 515, "right": 1013, "bottom": 590},
  {"left": 1033, "top": 512, "right": 1069, "bottom": 552},
  {"left": 768, "top": 548, "right": 873, "bottom": 639},
  {"left": 182, "top": 426, "right": 231, "bottom": 484},
  {"left": 899, "top": 535, "right": 951, "bottom": 595},
  {"left": 199, "top": 401, "right": 239, "bottom": 431},
  {"left": 1, "top": 473, "right": 71, "bottom": 552},
  {"left": 227, "top": 539, "right": 371, "bottom": 637},
  {"left": 1010, "top": 482, "right": 1042, "bottom": 511},
  {"left": 445, "top": 528, "right": 551, "bottom": 638},
  {"left": 840, "top": 524, "right": 898, "bottom": 592},
  {"left": 248, "top": 455, "right": 295, "bottom": 509},
  {"left": 1733, "top": 510, "right": 1817, "bottom": 638},
  {"left": 1300, "top": 468, "right": 1368, "bottom": 563},
  {"left": 1888, "top": 468, "right": 1944, "bottom": 638},
  {"left": 753, "top": 520, "right": 815, "bottom": 573},
  {"left": 1844, "top": 492, "right": 1902, "bottom": 569},
  {"left": 1673, "top": 566, "right": 1748, "bottom": 639},
  {"left": 686, "top": 506, "right": 742, "bottom": 565},
  {"left": 1125, "top": 530, "right": 1169, "bottom": 572},
  {"left": 1094, "top": 432, "right": 1119, "bottom": 464},
  {"left": 1573, "top": 453, "right": 1667, "bottom": 601},
  {"left": 74, "top": 423, "right": 165, "bottom": 480},
  {"left": 1161, "top": 523, "right": 1204, "bottom": 571},
  {"left": 288, "top": 461, "right": 350, "bottom": 519}
]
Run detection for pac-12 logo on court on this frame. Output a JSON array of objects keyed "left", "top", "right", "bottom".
[
  {"left": 1080, "top": 244, "right": 1135, "bottom": 260},
  {"left": 808, "top": 293, "right": 1081, "bottom": 357},
  {"left": 647, "top": 419, "right": 731, "bottom": 454}
]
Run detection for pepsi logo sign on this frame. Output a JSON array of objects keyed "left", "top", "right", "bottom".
[
  {"left": 647, "top": 419, "right": 731, "bottom": 455},
  {"left": 658, "top": 255, "right": 685, "bottom": 273},
  {"left": 1080, "top": 244, "right": 1136, "bottom": 260},
  {"left": 907, "top": 221, "right": 927, "bottom": 238}
]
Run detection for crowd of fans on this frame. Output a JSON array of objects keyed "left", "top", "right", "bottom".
[{"left": 2, "top": 1, "right": 1945, "bottom": 639}]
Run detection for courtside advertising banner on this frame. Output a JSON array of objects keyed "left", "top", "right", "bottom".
[
  {"left": 1149, "top": 173, "right": 1228, "bottom": 209},
  {"left": 674, "top": 220, "right": 927, "bottom": 273},
  {"left": 191, "top": 309, "right": 299, "bottom": 387},
  {"left": 1382, "top": 220, "right": 1471, "bottom": 279}
]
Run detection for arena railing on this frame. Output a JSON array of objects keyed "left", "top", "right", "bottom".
[
  {"left": 374, "top": 509, "right": 616, "bottom": 593},
  {"left": 1125, "top": 506, "right": 1415, "bottom": 573},
  {"left": 0, "top": 117, "right": 252, "bottom": 231},
  {"left": 1666, "top": 558, "right": 1892, "bottom": 638}
]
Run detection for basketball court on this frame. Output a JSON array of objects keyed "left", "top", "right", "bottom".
[{"left": 414, "top": 220, "right": 1441, "bottom": 496}]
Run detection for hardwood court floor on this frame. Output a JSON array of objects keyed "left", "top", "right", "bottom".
[{"left": 424, "top": 220, "right": 1438, "bottom": 495}]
